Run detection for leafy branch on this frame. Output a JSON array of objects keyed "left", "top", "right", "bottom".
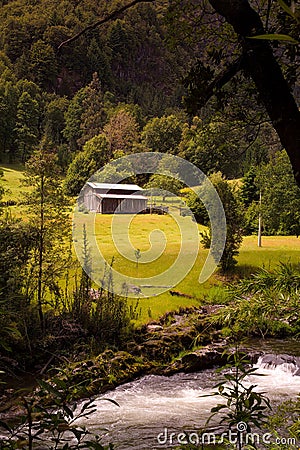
[
  {"left": 58, "top": 0, "right": 154, "bottom": 51},
  {"left": 249, "top": 0, "right": 299, "bottom": 45}
]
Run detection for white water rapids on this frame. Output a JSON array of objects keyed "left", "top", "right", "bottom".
[{"left": 76, "top": 354, "right": 300, "bottom": 449}]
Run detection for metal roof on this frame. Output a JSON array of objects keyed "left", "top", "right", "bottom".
[
  {"left": 95, "top": 193, "right": 147, "bottom": 200},
  {"left": 86, "top": 182, "right": 143, "bottom": 191}
]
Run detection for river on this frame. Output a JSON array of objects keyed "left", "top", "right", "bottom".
[{"left": 76, "top": 341, "right": 300, "bottom": 449}]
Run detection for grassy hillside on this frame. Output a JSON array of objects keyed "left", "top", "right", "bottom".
[{"left": 0, "top": 163, "right": 30, "bottom": 202}]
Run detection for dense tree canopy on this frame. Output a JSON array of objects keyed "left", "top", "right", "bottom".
[{"left": 0, "top": 0, "right": 298, "bottom": 190}]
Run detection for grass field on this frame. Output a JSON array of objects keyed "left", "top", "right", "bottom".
[
  {"left": 2, "top": 164, "right": 300, "bottom": 323},
  {"left": 75, "top": 212, "right": 300, "bottom": 323},
  {"left": 0, "top": 163, "right": 28, "bottom": 202}
]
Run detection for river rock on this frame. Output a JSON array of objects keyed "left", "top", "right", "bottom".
[
  {"left": 147, "top": 324, "right": 163, "bottom": 332},
  {"left": 180, "top": 345, "right": 227, "bottom": 372},
  {"left": 259, "top": 353, "right": 300, "bottom": 375}
]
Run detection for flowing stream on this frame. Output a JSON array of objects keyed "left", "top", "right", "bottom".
[{"left": 77, "top": 343, "right": 300, "bottom": 449}]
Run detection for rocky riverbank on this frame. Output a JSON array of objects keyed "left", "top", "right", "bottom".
[{"left": 0, "top": 305, "right": 266, "bottom": 419}]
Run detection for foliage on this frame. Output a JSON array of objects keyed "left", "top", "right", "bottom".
[
  {"left": 249, "top": 0, "right": 300, "bottom": 45},
  {"left": 43, "top": 96, "right": 69, "bottom": 147},
  {"left": 242, "top": 201, "right": 259, "bottom": 236},
  {"left": 0, "top": 216, "right": 34, "bottom": 297},
  {"left": 23, "top": 148, "right": 71, "bottom": 328},
  {"left": 141, "top": 115, "right": 184, "bottom": 154},
  {"left": 239, "top": 167, "right": 259, "bottom": 208},
  {"left": 200, "top": 172, "right": 244, "bottom": 273},
  {"left": 63, "top": 88, "right": 89, "bottom": 152},
  {"left": 14, "top": 91, "right": 40, "bottom": 162},
  {"left": 206, "top": 348, "right": 271, "bottom": 450},
  {"left": 231, "top": 262, "right": 300, "bottom": 295},
  {"left": 266, "top": 395, "right": 300, "bottom": 450},
  {"left": 145, "top": 174, "right": 183, "bottom": 200},
  {"left": 78, "top": 73, "right": 107, "bottom": 148},
  {"left": 207, "top": 263, "right": 300, "bottom": 338},
  {"left": 257, "top": 151, "right": 300, "bottom": 236},
  {"left": 0, "top": 377, "right": 116, "bottom": 449},
  {"left": 71, "top": 230, "right": 133, "bottom": 349},
  {"left": 27, "top": 39, "right": 58, "bottom": 90},
  {"left": 179, "top": 117, "right": 267, "bottom": 179},
  {"left": 64, "top": 134, "right": 110, "bottom": 196},
  {"left": 182, "top": 188, "right": 209, "bottom": 225},
  {"left": 239, "top": 167, "right": 260, "bottom": 235},
  {"left": 0, "top": 76, "right": 19, "bottom": 157},
  {"left": 103, "top": 108, "right": 139, "bottom": 155}
]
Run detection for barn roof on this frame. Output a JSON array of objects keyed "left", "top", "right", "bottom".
[
  {"left": 95, "top": 194, "right": 147, "bottom": 200},
  {"left": 86, "top": 182, "right": 143, "bottom": 191}
]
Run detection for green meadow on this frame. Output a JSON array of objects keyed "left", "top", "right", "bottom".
[
  {"left": 0, "top": 163, "right": 30, "bottom": 201},
  {"left": 82, "top": 212, "right": 300, "bottom": 323},
  {"left": 2, "top": 164, "right": 300, "bottom": 324},
  {"left": 0, "top": 163, "right": 32, "bottom": 218}
]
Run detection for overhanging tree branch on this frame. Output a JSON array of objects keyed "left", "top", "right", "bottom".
[
  {"left": 206, "top": 57, "right": 243, "bottom": 103},
  {"left": 57, "top": 0, "right": 155, "bottom": 51},
  {"left": 185, "top": 57, "right": 243, "bottom": 113},
  {"left": 208, "top": 0, "right": 300, "bottom": 187}
]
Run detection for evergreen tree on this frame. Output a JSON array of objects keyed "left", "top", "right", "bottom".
[
  {"left": 78, "top": 72, "right": 107, "bottom": 147},
  {"left": 28, "top": 40, "right": 58, "bottom": 90},
  {"left": 43, "top": 96, "right": 69, "bottom": 145},
  {"left": 63, "top": 88, "right": 87, "bottom": 152},
  {"left": 14, "top": 91, "right": 40, "bottom": 162},
  {"left": 0, "top": 77, "right": 18, "bottom": 159},
  {"left": 240, "top": 167, "right": 260, "bottom": 207}
]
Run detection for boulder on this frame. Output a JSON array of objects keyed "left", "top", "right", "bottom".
[
  {"left": 259, "top": 353, "right": 300, "bottom": 375},
  {"left": 180, "top": 346, "right": 227, "bottom": 372}
]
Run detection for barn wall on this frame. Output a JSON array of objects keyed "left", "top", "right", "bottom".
[
  {"left": 102, "top": 198, "right": 147, "bottom": 214},
  {"left": 82, "top": 186, "right": 99, "bottom": 211},
  {"left": 119, "top": 199, "right": 147, "bottom": 213}
]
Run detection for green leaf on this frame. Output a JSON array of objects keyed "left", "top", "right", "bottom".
[
  {"left": 249, "top": 33, "right": 299, "bottom": 44},
  {"left": 80, "top": 400, "right": 96, "bottom": 414},
  {"left": 63, "top": 404, "right": 74, "bottom": 419},
  {"left": 211, "top": 405, "right": 227, "bottom": 413},
  {"left": 278, "top": 0, "right": 299, "bottom": 21},
  {"left": 37, "top": 379, "right": 61, "bottom": 397},
  {"left": 99, "top": 398, "right": 119, "bottom": 407}
]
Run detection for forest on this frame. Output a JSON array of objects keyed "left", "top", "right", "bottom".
[{"left": 0, "top": 0, "right": 300, "bottom": 449}]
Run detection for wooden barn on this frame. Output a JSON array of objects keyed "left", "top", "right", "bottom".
[{"left": 80, "top": 182, "right": 148, "bottom": 214}]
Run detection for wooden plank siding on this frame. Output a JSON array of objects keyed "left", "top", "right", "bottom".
[{"left": 80, "top": 183, "right": 148, "bottom": 214}]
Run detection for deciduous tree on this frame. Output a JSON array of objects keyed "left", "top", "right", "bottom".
[
  {"left": 201, "top": 172, "right": 244, "bottom": 272},
  {"left": 104, "top": 108, "right": 139, "bottom": 156},
  {"left": 64, "top": 134, "right": 110, "bottom": 195},
  {"left": 258, "top": 150, "right": 300, "bottom": 236},
  {"left": 23, "top": 147, "right": 71, "bottom": 329},
  {"left": 141, "top": 115, "right": 183, "bottom": 154}
]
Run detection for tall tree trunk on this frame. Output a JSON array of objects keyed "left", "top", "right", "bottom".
[
  {"left": 37, "top": 175, "right": 45, "bottom": 331},
  {"left": 209, "top": 0, "right": 300, "bottom": 187}
]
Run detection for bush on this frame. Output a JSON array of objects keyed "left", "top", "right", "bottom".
[
  {"left": 200, "top": 173, "right": 244, "bottom": 273},
  {"left": 207, "top": 264, "right": 300, "bottom": 339},
  {"left": 183, "top": 188, "right": 209, "bottom": 225}
]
